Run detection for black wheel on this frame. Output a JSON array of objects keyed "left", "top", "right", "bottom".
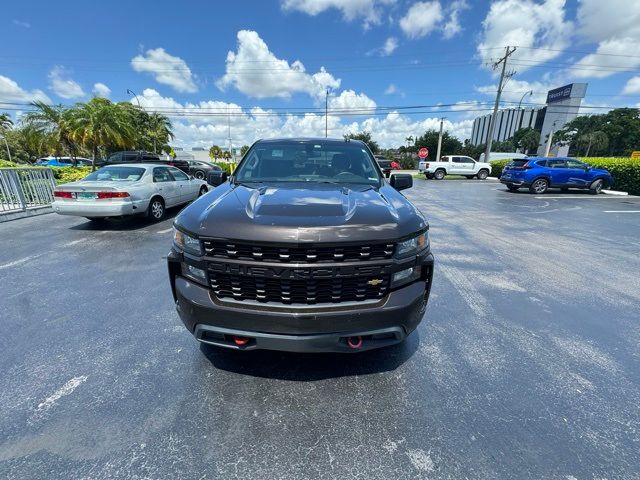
[
  {"left": 198, "top": 185, "right": 208, "bottom": 197},
  {"left": 529, "top": 178, "right": 549, "bottom": 194},
  {"left": 425, "top": 173, "right": 433, "bottom": 179},
  {"left": 477, "top": 169, "right": 489, "bottom": 180},
  {"left": 465, "top": 175, "right": 475, "bottom": 179},
  {"left": 589, "top": 178, "right": 604, "bottom": 195},
  {"left": 194, "top": 170, "right": 205, "bottom": 180},
  {"left": 147, "top": 197, "right": 165, "bottom": 221},
  {"left": 507, "top": 184, "right": 519, "bottom": 192},
  {"left": 434, "top": 169, "right": 446, "bottom": 180}
]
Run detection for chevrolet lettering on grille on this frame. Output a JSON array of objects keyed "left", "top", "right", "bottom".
[{"left": 208, "top": 262, "right": 392, "bottom": 280}]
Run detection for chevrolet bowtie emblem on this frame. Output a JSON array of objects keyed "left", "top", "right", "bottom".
[{"left": 367, "top": 278, "right": 383, "bottom": 286}]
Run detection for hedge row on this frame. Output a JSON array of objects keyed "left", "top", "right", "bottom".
[
  {"left": 489, "top": 157, "right": 640, "bottom": 195},
  {"left": 0, "top": 160, "right": 91, "bottom": 184}
]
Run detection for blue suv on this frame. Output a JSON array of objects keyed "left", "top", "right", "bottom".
[{"left": 500, "top": 157, "right": 613, "bottom": 194}]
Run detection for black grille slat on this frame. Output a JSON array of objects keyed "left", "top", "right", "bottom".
[
  {"left": 203, "top": 241, "right": 395, "bottom": 263},
  {"left": 209, "top": 272, "right": 389, "bottom": 305}
]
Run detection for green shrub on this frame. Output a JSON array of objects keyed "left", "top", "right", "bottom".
[
  {"left": 51, "top": 166, "right": 92, "bottom": 184},
  {"left": 489, "top": 159, "right": 511, "bottom": 178},
  {"left": 213, "top": 162, "right": 237, "bottom": 174},
  {"left": 579, "top": 157, "right": 640, "bottom": 196},
  {"left": 0, "top": 159, "right": 18, "bottom": 168}
]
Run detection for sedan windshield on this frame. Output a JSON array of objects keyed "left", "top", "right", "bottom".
[
  {"left": 83, "top": 166, "right": 145, "bottom": 182},
  {"left": 234, "top": 141, "right": 382, "bottom": 186}
]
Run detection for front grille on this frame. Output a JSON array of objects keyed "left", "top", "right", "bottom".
[
  {"left": 209, "top": 272, "right": 390, "bottom": 305},
  {"left": 203, "top": 240, "right": 395, "bottom": 263}
]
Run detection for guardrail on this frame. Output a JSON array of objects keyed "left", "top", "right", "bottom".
[{"left": 0, "top": 168, "right": 56, "bottom": 213}]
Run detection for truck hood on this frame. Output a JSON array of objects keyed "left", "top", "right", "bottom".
[{"left": 175, "top": 182, "right": 427, "bottom": 243}]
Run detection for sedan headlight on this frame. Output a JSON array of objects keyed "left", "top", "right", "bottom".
[
  {"left": 173, "top": 227, "right": 203, "bottom": 256},
  {"left": 396, "top": 231, "right": 428, "bottom": 258}
]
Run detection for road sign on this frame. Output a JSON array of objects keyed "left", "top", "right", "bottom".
[
  {"left": 631, "top": 151, "right": 640, "bottom": 159},
  {"left": 418, "top": 147, "right": 429, "bottom": 159}
]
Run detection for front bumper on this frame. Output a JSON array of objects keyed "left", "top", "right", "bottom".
[{"left": 168, "top": 250, "right": 434, "bottom": 353}]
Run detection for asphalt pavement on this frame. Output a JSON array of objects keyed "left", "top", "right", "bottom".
[{"left": 1, "top": 179, "right": 639, "bottom": 479}]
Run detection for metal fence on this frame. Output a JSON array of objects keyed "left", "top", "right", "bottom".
[{"left": 0, "top": 168, "right": 56, "bottom": 213}]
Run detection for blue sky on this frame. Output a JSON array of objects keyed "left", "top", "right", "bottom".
[{"left": 2, "top": 0, "right": 640, "bottom": 147}]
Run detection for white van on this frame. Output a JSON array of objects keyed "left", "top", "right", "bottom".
[{"left": 478, "top": 152, "right": 527, "bottom": 163}]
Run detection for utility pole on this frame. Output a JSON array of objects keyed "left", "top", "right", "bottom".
[
  {"left": 435, "top": 118, "right": 445, "bottom": 162},
  {"left": 325, "top": 88, "right": 329, "bottom": 138},
  {"left": 227, "top": 107, "right": 232, "bottom": 161},
  {"left": 484, "top": 46, "right": 517, "bottom": 162}
]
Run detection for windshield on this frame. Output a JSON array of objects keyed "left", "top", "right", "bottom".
[
  {"left": 83, "top": 166, "right": 145, "bottom": 182},
  {"left": 234, "top": 141, "right": 382, "bottom": 186}
]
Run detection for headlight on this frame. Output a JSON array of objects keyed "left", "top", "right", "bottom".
[
  {"left": 173, "top": 227, "right": 203, "bottom": 256},
  {"left": 396, "top": 231, "right": 428, "bottom": 257}
]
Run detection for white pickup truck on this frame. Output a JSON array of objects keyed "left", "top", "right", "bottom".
[{"left": 419, "top": 155, "right": 492, "bottom": 180}]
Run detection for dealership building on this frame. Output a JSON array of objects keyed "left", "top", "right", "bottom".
[{"left": 469, "top": 83, "right": 588, "bottom": 156}]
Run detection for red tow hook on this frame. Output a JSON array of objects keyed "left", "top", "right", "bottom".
[
  {"left": 347, "top": 336, "right": 363, "bottom": 350},
  {"left": 233, "top": 336, "right": 250, "bottom": 346}
]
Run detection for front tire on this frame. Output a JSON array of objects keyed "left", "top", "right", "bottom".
[
  {"left": 194, "top": 170, "right": 205, "bottom": 180},
  {"left": 477, "top": 169, "right": 489, "bottom": 180},
  {"left": 529, "top": 178, "right": 549, "bottom": 194},
  {"left": 434, "top": 169, "right": 446, "bottom": 180},
  {"left": 147, "top": 197, "right": 165, "bottom": 221},
  {"left": 589, "top": 179, "right": 604, "bottom": 195},
  {"left": 507, "top": 184, "right": 519, "bottom": 192},
  {"left": 198, "top": 186, "right": 208, "bottom": 197}
]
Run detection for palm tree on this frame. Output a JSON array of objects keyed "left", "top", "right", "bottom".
[
  {"left": 577, "top": 131, "right": 608, "bottom": 156},
  {"left": 0, "top": 113, "right": 13, "bottom": 161},
  {"left": 147, "top": 113, "right": 173, "bottom": 154},
  {"left": 209, "top": 145, "right": 222, "bottom": 160},
  {"left": 67, "top": 98, "right": 135, "bottom": 169}
]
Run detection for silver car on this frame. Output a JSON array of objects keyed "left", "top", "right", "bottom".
[{"left": 52, "top": 164, "right": 209, "bottom": 221}]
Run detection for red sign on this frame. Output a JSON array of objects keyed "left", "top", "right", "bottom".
[{"left": 418, "top": 147, "right": 429, "bottom": 159}]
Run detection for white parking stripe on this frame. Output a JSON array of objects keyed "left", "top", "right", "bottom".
[
  {"left": 604, "top": 210, "right": 640, "bottom": 213},
  {"left": 0, "top": 254, "right": 44, "bottom": 270},
  {"left": 536, "top": 196, "right": 623, "bottom": 199},
  {"left": 157, "top": 228, "right": 173, "bottom": 234}
]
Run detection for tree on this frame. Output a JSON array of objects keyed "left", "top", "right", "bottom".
[
  {"left": 66, "top": 97, "right": 135, "bottom": 168},
  {"left": 576, "top": 131, "right": 608, "bottom": 156},
  {"left": 147, "top": 113, "right": 173, "bottom": 154},
  {"left": 209, "top": 145, "right": 222, "bottom": 160},
  {"left": 414, "top": 129, "right": 463, "bottom": 160},
  {"left": 513, "top": 127, "right": 540, "bottom": 154},
  {"left": 491, "top": 139, "right": 516, "bottom": 153},
  {"left": 240, "top": 145, "right": 250, "bottom": 156},
  {"left": 24, "top": 101, "right": 76, "bottom": 162},
  {"left": 0, "top": 113, "right": 13, "bottom": 161},
  {"left": 344, "top": 131, "right": 380, "bottom": 154}
]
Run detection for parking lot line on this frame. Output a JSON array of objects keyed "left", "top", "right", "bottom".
[
  {"left": 604, "top": 210, "right": 640, "bottom": 213},
  {"left": 536, "top": 196, "right": 623, "bottom": 199},
  {"left": 157, "top": 228, "right": 173, "bottom": 234}
]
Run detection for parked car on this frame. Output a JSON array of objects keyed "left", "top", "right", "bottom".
[
  {"left": 187, "top": 160, "right": 223, "bottom": 180},
  {"left": 52, "top": 164, "right": 209, "bottom": 221},
  {"left": 98, "top": 151, "right": 190, "bottom": 174},
  {"left": 478, "top": 152, "right": 528, "bottom": 163},
  {"left": 168, "top": 138, "right": 434, "bottom": 353},
  {"left": 36, "top": 157, "right": 93, "bottom": 167},
  {"left": 500, "top": 157, "right": 613, "bottom": 194},
  {"left": 422, "top": 155, "right": 492, "bottom": 180},
  {"left": 374, "top": 155, "right": 399, "bottom": 178}
]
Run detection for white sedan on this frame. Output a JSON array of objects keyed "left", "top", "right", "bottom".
[{"left": 52, "top": 164, "right": 209, "bottom": 221}]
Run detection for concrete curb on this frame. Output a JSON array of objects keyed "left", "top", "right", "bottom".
[
  {"left": 602, "top": 190, "right": 629, "bottom": 196},
  {"left": 0, "top": 206, "right": 52, "bottom": 223}
]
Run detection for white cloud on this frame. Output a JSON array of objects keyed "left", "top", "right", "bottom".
[
  {"left": 622, "top": 76, "right": 640, "bottom": 95},
  {"left": 131, "top": 48, "right": 197, "bottom": 93},
  {"left": 216, "top": 30, "right": 340, "bottom": 99},
  {"left": 382, "top": 37, "right": 398, "bottom": 56},
  {"left": 400, "top": 1, "right": 443, "bottom": 39},
  {"left": 281, "top": 0, "right": 395, "bottom": 28},
  {"left": 329, "top": 89, "right": 376, "bottom": 114},
  {"left": 476, "top": 78, "right": 556, "bottom": 105},
  {"left": 442, "top": 0, "right": 469, "bottom": 39},
  {"left": 571, "top": 38, "right": 640, "bottom": 79},
  {"left": 0, "top": 75, "right": 50, "bottom": 103},
  {"left": 92, "top": 82, "right": 111, "bottom": 98},
  {"left": 133, "top": 89, "right": 472, "bottom": 149},
  {"left": 48, "top": 66, "right": 85, "bottom": 99},
  {"left": 12, "top": 19, "right": 30, "bottom": 28},
  {"left": 477, "top": 0, "right": 572, "bottom": 72},
  {"left": 384, "top": 83, "right": 399, "bottom": 95}
]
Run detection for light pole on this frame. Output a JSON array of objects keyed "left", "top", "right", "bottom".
[
  {"left": 518, "top": 90, "right": 533, "bottom": 110},
  {"left": 126, "top": 89, "right": 141, "bottom": 108},
  {"left": 325, "top": 88, "right": 330, "bottom": 138},
  {"left": 435, "top": 118, "right": 445, "bottom": 162},
  {"left": 544, "top": 121, "right": 557, "bottom": 157}
]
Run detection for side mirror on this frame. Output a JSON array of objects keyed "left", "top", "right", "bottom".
[
  {"left": 207, "top": 170, "right": 228, "bottom": 187},
  {"left": 390, "top": 173, "right": 413, "bottom": 191}
]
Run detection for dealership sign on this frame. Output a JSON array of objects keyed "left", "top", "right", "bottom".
[{"left": 547, "top": 84, "right": 573, "bottom": 104}]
